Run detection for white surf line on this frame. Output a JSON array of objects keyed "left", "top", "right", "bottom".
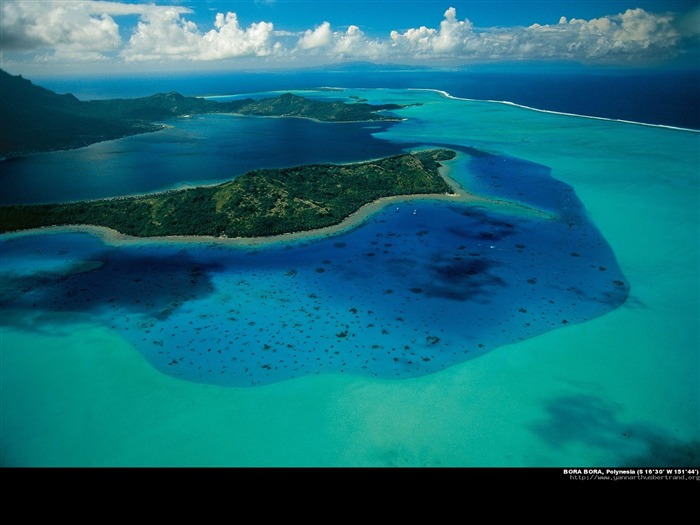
[{"left": 408, "top": 88, "right": 700, "bottom": 134}]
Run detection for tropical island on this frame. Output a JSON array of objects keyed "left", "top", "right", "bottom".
[
  {"left": 0, "top": 149, "right": 456, "bottom": 238},
  {"left": 0, "top": 69, "right": 454, "bottom": 241},
  {"left": 0, "top": 68, "right": 405, "bottom": 157}
]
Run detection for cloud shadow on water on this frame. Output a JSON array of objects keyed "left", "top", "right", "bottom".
[
  {"left": 531, "top": 394, "right": 699, "bottom": 467},
  {"left": 422, "top": 252, "right": 506, "bottom": 301},
  {"left": 0, "top": 248, "right": 223, "bottom": 332}
]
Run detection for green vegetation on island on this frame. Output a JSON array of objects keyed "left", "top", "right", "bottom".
[
  {"left": 0, "top": 149, "right": 456, "bottom": 238},
  {"left": 0, "top": 68, "right": 405, "bottom": 157}
]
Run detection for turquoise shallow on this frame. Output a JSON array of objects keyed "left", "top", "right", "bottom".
[{"left": 1, "top": 88, "right": 698, "bottom": 466}]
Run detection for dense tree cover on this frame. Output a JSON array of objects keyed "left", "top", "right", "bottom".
[
  {"left": 0, "top": 71, "right": 160, "bottom": 156},
  {"left": 0, "top": 69, "right": 404, "bottom": 157},
  {"left": 231, "top": 93, "right": 405, "bottom": 122},
  {"left": 0, "top": 149, "right": 456, "bottom": 238}
]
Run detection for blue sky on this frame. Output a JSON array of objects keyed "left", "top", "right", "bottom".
[
  {"left": 204, "top": 1, "right": 698, "bottom": 32},
  {"left": 1, "top": 0, "right": 699, "bottom": 75}
]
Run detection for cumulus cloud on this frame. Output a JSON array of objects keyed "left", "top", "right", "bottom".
[
  {"left": 390, "top": 6, "right": 475, "bottom": 55},
  {"left": 0, "top": 0, "right": 279, "bottom": 62},
  {"left": 295, "top": 22, "right": 384, "bottom": 58},
  {"left": 0, "top": 0, "right": 136, "bottom": 59},
  {"left": 122, "top": 6, "right": 201, "bottom": 61},
  {"left": 1, "top": 2, "right": 696, "bottom": 66},
  {"left": 200, "top": 13, "right": 278, "bottom": 59},
  {"left": 526, "top": 8, "right": 681, "bottom": 62},
  {"left": 297, "top": 22, "right": 333, "bottom": 50},
  {"left": 122, "top": 8, "right": 279, "bottom": 61},
  {"left": 334, "top": 25, "right": 385, "bottom": 58},
  {"left": 0, "top": 0, "right": 195, "bottom": 61},
  {"left": 388, "top": 6, "right": 685, "bottom": 63}
]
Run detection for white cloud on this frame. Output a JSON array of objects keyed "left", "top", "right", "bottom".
[
  {"left": 334, "top": 25, "right": 378, "bottom": 57},
  {"left": 1, "top": 2, "right": 696, "bottom": 67},
  {"left": 200, "top": 13, "right": 277, "bottom": 59},
  {"left": 297, "top": 22, "right": 333, "bottom": 50},
  {"left": 121, "top": 6, "right": 201, "bottom": 61},
  {"left": 434, "top": 6, "right": 473, "bottom": 54},
  {"left": 295, "top": 22, "right": 385, "bottom": 58},
  {"left": 0, "top": 0, "right": 126, "bottom": 58},
  {"left": 0, "top": 0, "right": 192, "bottom": 60},
  {"left": 390, "top": 8, "right": 486, "bottom": 58},
  {"left": 390, "top": 8, "right": 485, "bottom": 59},
  {"left": 522, "top": 8, "right": 680, "bottom": 61},
  {"left": 87, "top": 1, "right": 190, "bottom": 17},
  {"left": 387, "top": 7, "right": 684, "bottom": 63},
  {"left": 122, "top": 8, "right": 280, "bottom": 61}
]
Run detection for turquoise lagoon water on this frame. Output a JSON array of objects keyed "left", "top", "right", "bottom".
[{"left": 1, "top": 88, "right": 698, "bottom": 466}]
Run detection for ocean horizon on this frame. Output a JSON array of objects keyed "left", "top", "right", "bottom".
[{"left": 25, "top": 66, "right": 700, "bottom": 131}]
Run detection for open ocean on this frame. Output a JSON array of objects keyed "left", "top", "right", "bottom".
[{"left": 1, "top": 68, "right": 698, "bottom": 466}]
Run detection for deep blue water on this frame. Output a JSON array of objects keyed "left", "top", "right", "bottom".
[
  {"left": 0, "top": 146, "right": 629, "bottom": 387},
  {"left": 32, "top": 66, "right": 700, "bottom": 130},
  {"left": 0, "top": 116, "right": 412, "bottom": 205},
  {"left": 0, "top": 80, "right": 635, "bottom": 387},
  {"left": 463, "top": 150, "right": 583, "bottom": 220}
]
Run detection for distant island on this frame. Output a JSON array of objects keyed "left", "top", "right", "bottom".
[
  {"left": 0, "top": 149, "right": 456, "bottom": 238},
  {"left": 308, "top": 61, "right": 432, "bottom": 72},
  {"left": 0, "top": 68, "right": 405, "bottom": 157}
]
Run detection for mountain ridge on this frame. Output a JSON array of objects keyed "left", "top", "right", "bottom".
[{"left": 0, "top": 69, "right": 404, "bottom": 157}]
